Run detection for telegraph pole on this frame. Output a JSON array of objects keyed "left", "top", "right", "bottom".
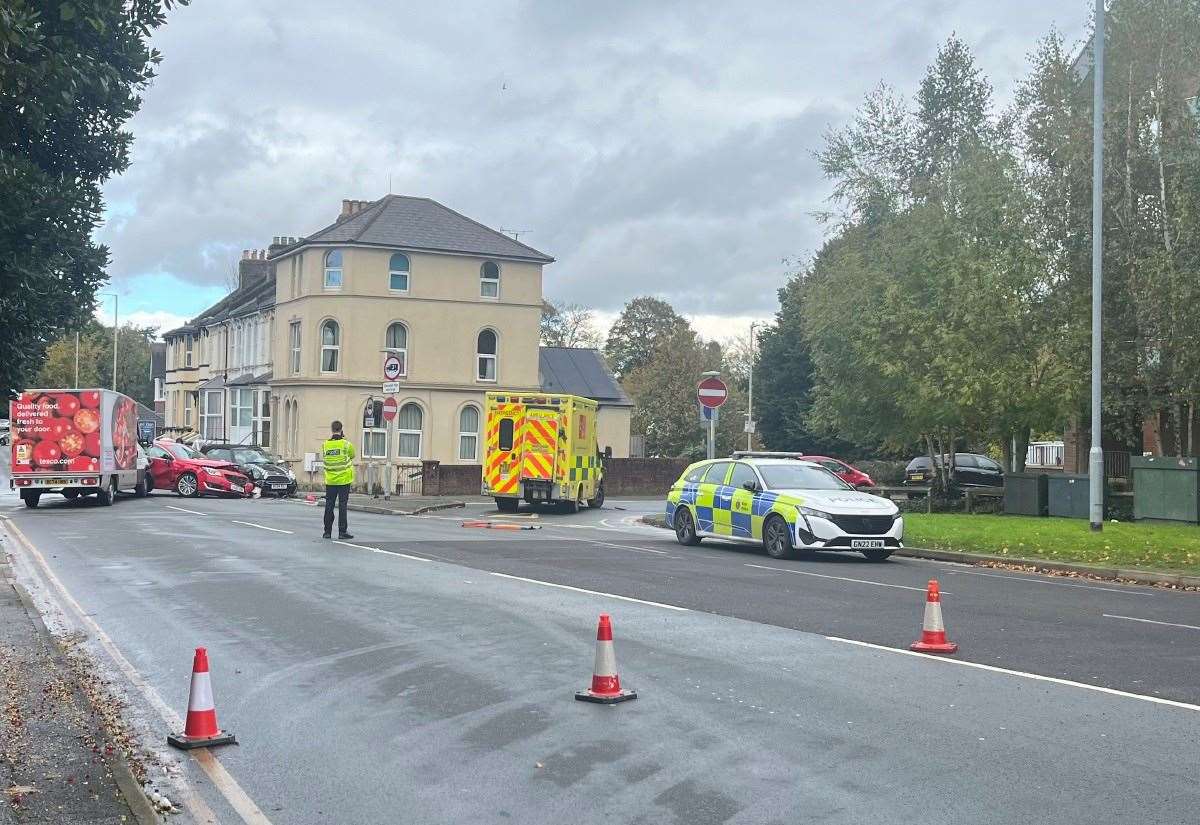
[{"left": 1088, "top": 0, "right": 1105, "bottom": 531}]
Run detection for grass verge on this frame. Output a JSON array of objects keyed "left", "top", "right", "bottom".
[{"left": 903, "top": 513, "right": 1200, "bottom": 575}]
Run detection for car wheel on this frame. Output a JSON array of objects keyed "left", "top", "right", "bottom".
[
  {"left": 21, "top": 491, "right": 40, "bottom": 509},
  {"left": 587, "top": 482, "right": 605, "bottom": 509},
  {"left": 135, "top": 476, "right": 148, "bottom": 497},
  {"left": 176, "top": 472, "right": 199, "bottom": 498},
  {"left": 97, "top": 476, "right": 115, "bottom": 506},
  {"left": 861, "top": 548, "right": 893, "bottom": 562},
  {"left": 763, "top": 515, "right": 796, "bottom": 559},
  {"left": 674, "top": 507, "right": 701, "bottom": 546}
]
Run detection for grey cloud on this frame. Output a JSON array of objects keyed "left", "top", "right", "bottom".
[{"left": 100, "top": 0, "right": 1088, "bottom": 315}]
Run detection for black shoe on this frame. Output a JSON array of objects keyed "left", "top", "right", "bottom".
[
  {"left": 322, "top": 532, "right": 331, "bottom": 539},
  {"left": 338, "top": 533, "right": 354, "bottom": 540}
]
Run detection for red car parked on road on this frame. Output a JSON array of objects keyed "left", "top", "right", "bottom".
[
  {"left": 801, "top": 455, "right": 876, "bottom": 489},
  {"left": 147, "top": 439, "right": 254, "bottom": 498}
]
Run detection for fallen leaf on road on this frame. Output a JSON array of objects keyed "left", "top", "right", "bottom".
[{"left": 4, "top": 785, "right": 37, "bottom": 797}]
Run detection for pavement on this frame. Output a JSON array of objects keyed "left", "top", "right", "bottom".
[
  {"left": 0, "top": 558, "right": 138, "bottom": 824},
  {"left": 1, "top": 467, "right": 1198, "bottom": 824}
]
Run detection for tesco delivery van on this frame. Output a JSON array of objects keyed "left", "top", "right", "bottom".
[{"left": 9, "top": 388, "right": 148, "bottom": 508}]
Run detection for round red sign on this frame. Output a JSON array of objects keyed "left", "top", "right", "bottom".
[
  {"left": 383, "top": 354, "right": 403, "bottom": 381},
  {"left": 381, "top": 396, "right": 398, "bottom": 422},
  {"left": 697, "top": 376, "right": 728, "bottom": 409}
]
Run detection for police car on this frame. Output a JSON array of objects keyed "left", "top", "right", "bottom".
[{"left": 665, "top": 456, "right": 902, "bottom": 561}]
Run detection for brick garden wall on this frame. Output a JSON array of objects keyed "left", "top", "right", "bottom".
[{"left": 421, "top": 458, "right": 691, "bottom": 497}]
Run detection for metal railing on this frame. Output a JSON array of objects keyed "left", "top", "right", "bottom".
[
  {"left": 1025, "top": 442, "right": 1064, "bottom": 468},
  {"left": 356, "top": 461, "right": 425, "bottom": 497},
  {"left": 1104, "top": 450, "right": 1131, "bottom": 480}
]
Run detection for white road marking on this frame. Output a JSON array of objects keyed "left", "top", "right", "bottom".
[
  {"left": 332, "top": 539, "right": 433, "bottom": 563},
  {"left": 945, "top": 567, "right": 1155, "bottom": 596},
  {"left": 826, "top": 635, "right": 1200, "bottom": 713},
  {"left": 562, "top": 536, "right": 670, "bottom": 555},
  {"left": 1103, "top": 613, "right": 1200, "bottom": 631},
  {"left": 487, "top": 571, "right": 689, "bottom": 611},
  {"left": 231, "top": 520, "right": 293, "bottom": 534},
  {"left": 165, "top": 504, "right": 208, "bottom": 516},
  {"left": 1, "top": 519, "right": 273, "bottom": 824},
  {"left": 333, "top": 540, "right": 379, "bottom": 551},
  {"left": 745, "top": 563, "right": 931, "bottom": 592}
]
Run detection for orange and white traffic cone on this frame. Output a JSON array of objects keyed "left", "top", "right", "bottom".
[
  {"left": 167, "top": 647, "right": 237, "bottom": 749},
  {"left": 575, "top": 614, "right": 637, "bottom": 704},
  {"left": 910, "top": 579, "right": 958, "bottom": 654}
]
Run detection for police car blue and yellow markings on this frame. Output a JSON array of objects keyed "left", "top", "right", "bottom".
[{"left": 667, "top": 466, "right": 804, "bottom": 541}]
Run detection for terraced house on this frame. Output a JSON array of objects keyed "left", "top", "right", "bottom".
[{"left": 162, "top": 196, "right": 632, "bottom": 474}]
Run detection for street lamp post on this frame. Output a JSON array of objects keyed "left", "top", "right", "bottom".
[
  {"left": 746, "top": 322, "right": 757, "bottom": 451},
  {"left": 101, "top": 293, "right": 119, "bottom": 392},
  {"left": 1089, "top": 0, "right": 1105, "bottom": 532}
]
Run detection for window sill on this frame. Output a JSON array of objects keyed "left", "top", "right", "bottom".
[{"left": 388, "top": 288, "right": 410, "bottom": 295}]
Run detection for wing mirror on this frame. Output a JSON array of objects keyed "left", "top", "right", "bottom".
[{"left": 742, "top": 480, "right": 759, "bottom": 492}]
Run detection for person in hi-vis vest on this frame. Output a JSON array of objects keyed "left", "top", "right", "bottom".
[{"left": 321, "top": 420, "right": 356, "bottom": 539}]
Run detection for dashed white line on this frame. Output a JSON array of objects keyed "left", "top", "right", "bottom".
[
  {"left": 745, "top": 563, "right": 931, "bottom": 592},
  {"left": 165, "top": 504, "right": 208, "bottom": 516},
  {"left": 563, "top": 537, "right": 670, "bottom": 555},
  {"left": 231, "top": 520, "right": 293, "bottom": 534},
  {"left": 1103, "top": 613, "right": 1200, "bottom": 631},
  {"left": 826, "top": 635, "right": 1200, "bottom": 713},
  {"left": 332, "top": 540, "right": 433, "bottom": 563},
  {"left": 486, "top": 571, "right": 689, "bottom": 611}
]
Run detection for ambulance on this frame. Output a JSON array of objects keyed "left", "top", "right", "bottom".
[{"left": 482, "top": 392, "right": 604, "bottom": 512}]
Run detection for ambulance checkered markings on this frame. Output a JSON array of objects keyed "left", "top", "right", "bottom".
[{"left": 569, "top": 453, "right": 599, "bottom": 482}]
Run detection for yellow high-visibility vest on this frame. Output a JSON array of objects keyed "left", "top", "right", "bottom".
[{"left": 322, "top": 438, "right": 356, "bottom": 486}]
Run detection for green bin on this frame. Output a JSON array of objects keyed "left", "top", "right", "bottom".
[
  {"left": 1005, "top": 473, "right": 1048, "bottom": 517},
  {"left": 1131, "top": 456, "right": 1199, "bottom": 523},
  {"left": 1047, "top": 474, "right": 1095, "bottom": 519}
]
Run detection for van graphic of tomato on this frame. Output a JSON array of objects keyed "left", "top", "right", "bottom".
[
  {"left": 80, "top": 390, "right": 101, "bottom": 409},
  {"left": 74, "top": 408, "right": 100, "bottom": 434}
]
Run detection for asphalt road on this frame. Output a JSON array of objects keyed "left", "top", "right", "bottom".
[{"left": 1, "top": 481, "right": 1198, "bottom": 825}]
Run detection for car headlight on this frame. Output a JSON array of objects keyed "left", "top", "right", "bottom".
[
  {"left": 798, "top": 505, "right": 834, "bottom": 521},
  {"left": 204, "top": 467, "right": 222, "bottom": 478},
  {"left": 284, "top": 468, "right": 296, "bottom": 480}
]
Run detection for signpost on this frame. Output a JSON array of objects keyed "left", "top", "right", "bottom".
[
  {"left": 698, "top": 374, "right": 727, "bottom": 459},
  {"left": 381, "top": 396, "right": 397, "bottom": 422},
  {"left": 382, "top": 381, "right": 401, "bottom": 395}
]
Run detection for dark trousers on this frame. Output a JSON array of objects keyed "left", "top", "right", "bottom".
[{"left": 323, "top": 484, "right": 350, "bottom": 535}]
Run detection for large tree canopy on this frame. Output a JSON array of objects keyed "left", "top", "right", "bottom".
[{"left": 0, "top": 0, "right": 185, "bottom": 398}]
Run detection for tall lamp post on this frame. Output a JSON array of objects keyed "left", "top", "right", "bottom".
[
  {"left": 746, "top": 322, "right": 758, "bottom": 451},
  {"left": 101, "top": 293, "right": 119, "bottom": 392},
  {"left": 1089, "top": 0, "right": 1105, "bottom": 531}
]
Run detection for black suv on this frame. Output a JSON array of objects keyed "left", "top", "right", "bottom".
[
  {"left": 904, "top": 453, "right": 1005, "bottom": 489},
  {"left": 198, "top": 444, "right": 297, "bottom": 497}
]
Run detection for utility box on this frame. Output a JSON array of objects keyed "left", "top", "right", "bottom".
[
  {"left": 1005, "top": 473, "right": 1048, "bottom": 517},
  {"left": 1047, "top": 474, "right": 1096, "bottom": 519},
  {"left": 1131, "top": 456, "right": 1199, "bottom": 524}
]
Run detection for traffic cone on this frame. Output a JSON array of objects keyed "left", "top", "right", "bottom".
[
  {"left": 910, "top": 580, "right": 958, "bottom": 654},
  {"left": 167, "top": 647, "right": 237, "bottom": 750},
  {"left": 575, "top": 614, "right": 637, "bottom": 704}
]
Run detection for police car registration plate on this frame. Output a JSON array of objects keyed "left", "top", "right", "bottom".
[{"left": 851, "top": 539, "right": 884, "bottom": 549}]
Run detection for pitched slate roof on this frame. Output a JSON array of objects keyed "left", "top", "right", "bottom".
[
  {"left": 538, "top": 347, "right": 632, "bottom": 407},
  {"left": 277, "top": 195, "right": 553, "bottom": 263}
]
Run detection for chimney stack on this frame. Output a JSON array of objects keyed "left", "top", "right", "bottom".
[{"left": 339, "top": 199, "right": 372, "bottom": 219}]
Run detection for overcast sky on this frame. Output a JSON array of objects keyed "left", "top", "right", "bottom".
[{"left": 99, "top": 0, "right": 1091, "bottom": 340}]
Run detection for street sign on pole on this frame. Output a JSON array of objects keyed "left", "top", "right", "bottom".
[
  {"left": 381, "top": 397, "right": 398, "bottom": 423},
  {"left": 697, "top": 376, "right": 728, "bottom": 409},
  {"left": 382, "top": 381, "right": 401, "bottom": 395},
  {"left": 700, "top": 405, "right": 719, "bottom": 423},
  {"left": 383, "top": 354, "right": 403, "bottom": 381}
]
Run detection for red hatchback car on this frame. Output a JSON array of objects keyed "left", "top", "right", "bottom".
[
  {"left": 147, "top": 439, "right": 254, "bottom": 498},
  {"left": 801, "top": 455, "right": 876, "bottom": 489}
]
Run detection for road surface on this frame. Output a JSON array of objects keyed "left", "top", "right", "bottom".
[{"left": 1, "top": 479, "right": 1197, "bottom": 824}]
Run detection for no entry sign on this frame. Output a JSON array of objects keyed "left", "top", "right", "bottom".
[
  {"left": 697, "top": 376, "right": 728, "bottom": 409},
  {"left": 381, "top": 396, "right": 398, "bottom": 422},
  {"left": 383, "top": 354, "right": 403, "bottom": 381}
]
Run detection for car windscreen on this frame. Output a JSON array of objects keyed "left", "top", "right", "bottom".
[
  {"left": 232, "top": 448, "right": 269, "bottom": 464},
  {"left": 757, "top": 464, "right": 851, "bottom": 491},
  {"left": 164, "top": 442, "right": 201, "bottom": 460}
]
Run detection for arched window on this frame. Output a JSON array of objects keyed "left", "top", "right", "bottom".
[
  {"left": 458, "top": 405, "right": 480, "bottom": 461},
  {"left": 385, "top": 322, "right": 408, "bottom": 376},
  {"left": 397, "top": 403, "right": 423, "bottom": 459},
  {"left": 389, "top": 253, "right": 410, "bottom": 292},
  {"left": 324, "top": 250, "right": 343, "bottom": 289},
  {"left": 361, "top": 399, "right": 387, "bottom": 458},
  {"left": 320, "top": 320, "right": 340, "bottom": 372},
  {"left": 476, "top": 329, "right": 497, "bottom": 381},
  {"left": 480, "top": 261, "right": 499, "bottom": 298}
]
